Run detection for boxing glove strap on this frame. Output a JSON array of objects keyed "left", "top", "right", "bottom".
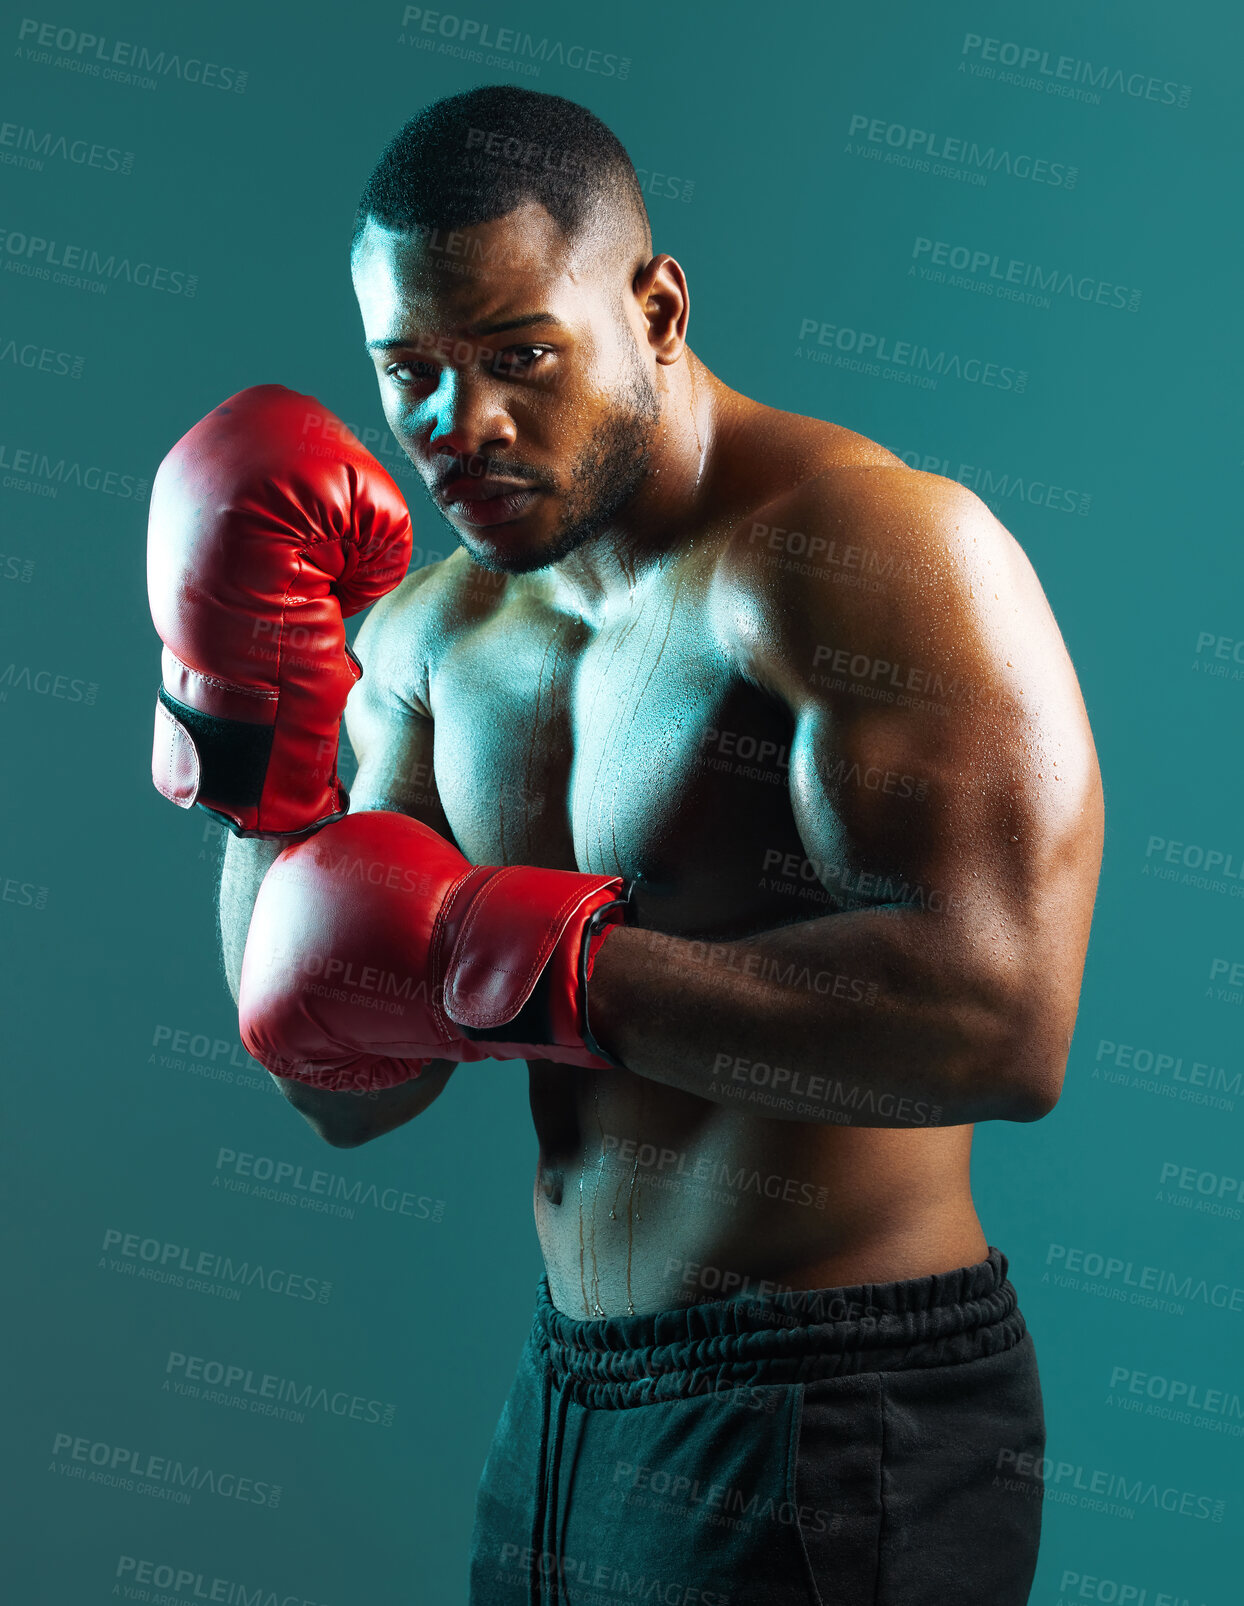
[
  {"left": 156, "top": 685, "right": 274, "bottom": 812},
  {"left": 458, "top": 979, "right": 555, "bottom": 1047},
  {"left": 578, "top": 883, "right": 634, "bottom": 1070},
  {"left": 154, "top": 685, "right": 350, "bottom": 840},
  {"left": 455, "top": 882, "right": 632, "bottom": 1066},
  {"left": 441, "top": 866, "right": 624, "bottom": 1031}
]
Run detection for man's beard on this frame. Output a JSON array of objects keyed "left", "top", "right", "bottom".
[{"left": 448, "top": 354, "right": 660, "bottom": 575}]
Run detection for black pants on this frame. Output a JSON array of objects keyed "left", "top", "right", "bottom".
[{"left": 469, "top": 1248, "right": 1044, "bottom": 1605}]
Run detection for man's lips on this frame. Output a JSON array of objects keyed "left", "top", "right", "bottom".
[
  {"left": 437, "top": 474, "right": 533, "bottom": 503},
  {"left": 437, "top": 475, "right": 542, "bottom": 527}
]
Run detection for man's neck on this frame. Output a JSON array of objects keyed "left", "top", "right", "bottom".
[{"left": 542, "top": 352, "right": 739, "bottom": 623}]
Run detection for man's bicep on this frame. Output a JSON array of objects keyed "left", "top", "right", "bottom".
[
  {"left": 343, "top": 588, "right": 455, "bottom": 838},
  {"left": 754, "top": 474, "right": 1092, "bottom": 919},
  {"left": 781, "top": 549, "right": 1097, "bottom": 940},
  {"left": 787, "top": 691, "right": 1019, "bottom": 921},
  {"left": 345, "top": 673, "right": 449, "bottom": 827}
]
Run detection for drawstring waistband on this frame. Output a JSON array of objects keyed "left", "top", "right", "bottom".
[{"left": 531, "top": 1248, "right": 1026, "bottom": 1410}]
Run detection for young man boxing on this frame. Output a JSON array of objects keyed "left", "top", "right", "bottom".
[{"left": 148, "top": 85, "right": 1102, "bottom": 1606}]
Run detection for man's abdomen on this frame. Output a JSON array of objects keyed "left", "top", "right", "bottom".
[{"left": 530, "top": 1063, "right": 987, "bottom": 1319}]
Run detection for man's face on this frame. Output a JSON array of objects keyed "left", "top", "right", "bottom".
[{"left": 352, "top": 203, "right": 659, "bottom": 574}]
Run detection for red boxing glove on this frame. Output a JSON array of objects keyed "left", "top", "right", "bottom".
[
  {"left": 147, "top": 385, "right": 413, "bottom": 837},
  {"left": 238, "top": 811, "right": 629, "bottom": 1091}
]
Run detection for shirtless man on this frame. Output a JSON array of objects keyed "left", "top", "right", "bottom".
[{"left": 147, "top": 86, "right": 1102, "bottom": 1606}]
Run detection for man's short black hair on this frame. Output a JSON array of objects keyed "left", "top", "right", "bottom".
[{"left": 352, "top": 85, "right": 651, "bottom": 259}]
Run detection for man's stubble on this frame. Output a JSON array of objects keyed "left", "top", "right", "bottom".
[{"left": 443, "top": 338, "right": 661, "bottom": 576}]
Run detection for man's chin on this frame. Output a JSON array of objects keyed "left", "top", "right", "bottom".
[
  {"left": 454, "top": 525, "right": 562, "bottom": 576},
  {"left": 453, "top": 511, "right": 604, "bottom": 576}
]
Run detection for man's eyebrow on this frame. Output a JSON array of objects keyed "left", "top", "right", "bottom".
[{"left": 366, "top": 312, "right": 563, "bottom": 351}]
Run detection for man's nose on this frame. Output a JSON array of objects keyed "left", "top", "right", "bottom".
[{"left": 427, "top": 370, "right": 515, "bottom": 458}]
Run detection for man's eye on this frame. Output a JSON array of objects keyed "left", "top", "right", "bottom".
[
  {"left": 386, "top": 362, "right": 436, "bottom": 386},
  {"left": 492, "top": 346, "right": 549, "bottom": 377}
]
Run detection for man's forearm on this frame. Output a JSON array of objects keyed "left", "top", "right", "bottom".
[
  {"left": 588, "top": 909, "right": 1054, "bottom": 1127},
  {"left": 219, "top": 834, "right": 286, "bottom": 1004},
  {"left": 271, "top": 1059, "right": 457, "bottom": 1146}
]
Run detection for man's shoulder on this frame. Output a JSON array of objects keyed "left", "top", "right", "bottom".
[
  {"left": 766, "top": 409, "right": 907, "bottom": 475},
  {"left": 753, "top": 410, "right": 999, "bottom": 539},
  {"left": 707, "top": 433, "right": 1027, "bottom": 699},
  {"left": 715, "top": 403, "right": 1007, "bottom": 575},
  {"left": 717, "top": 442, "right": 1005, "bottom": 603}
]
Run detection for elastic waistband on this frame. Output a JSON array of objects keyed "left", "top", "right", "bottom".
[{"left": 533, "top": 1248, "right": 1026, "bottom": 1407}]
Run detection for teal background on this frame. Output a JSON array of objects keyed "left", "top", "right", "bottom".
[{"left": 1, "top": 1, "right": 1239, "bottom": 1601}]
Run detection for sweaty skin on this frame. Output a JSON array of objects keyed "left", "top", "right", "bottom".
[{"left": 221, "top": 202, "right": 1102, "bottom": 1318}]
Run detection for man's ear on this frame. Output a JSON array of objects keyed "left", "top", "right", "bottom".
[{"left": 634, "top": 254, "right": 690, "bottom": 364}]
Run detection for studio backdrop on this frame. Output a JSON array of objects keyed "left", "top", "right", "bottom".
[{"left": 2, "top": 1, "right": 1239, "bottom": 1602}]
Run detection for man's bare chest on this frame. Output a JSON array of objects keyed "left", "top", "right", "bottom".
[{"left": 424, "top": 596, "right": 810, "bottom": 936}]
